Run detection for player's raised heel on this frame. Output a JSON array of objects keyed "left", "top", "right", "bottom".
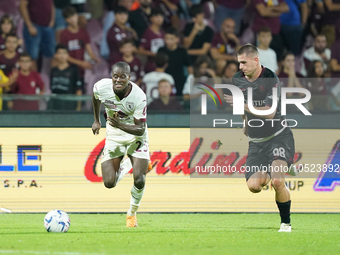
[
  {"left": 278, "top": 223, "right": 291, "bottom": 232},
  {"left": 148, "top": 161, "right": 152, "bottom": 171},
  {"left": 126, "top": 214, "right": 138, "bottom": 227}
]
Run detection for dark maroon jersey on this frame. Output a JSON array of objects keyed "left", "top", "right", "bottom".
[
  {"left": 27, "top": 0, "right": 53, "bottom": 26},
  {"left": 107, "top": 24, "right": 133, "bottom": 67},
  {"left": 211, "top": 32, "right": 237, "bottom": 56},
  {"left": 0, "top": 52, "right": 19, "bottom": 76},
  {"left": 252, "top": 0, "right": 285, "bottom": 35}
]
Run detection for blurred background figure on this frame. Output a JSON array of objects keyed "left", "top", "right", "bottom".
[
  {"left": 142, "top": 51, "right": 175, "bottom": 105},
  {"left": 49, "top": 44, "right": 83, "bottom": 111},
  {"left": 20, "top": 0, "right": 56, "bottom": 71},
  {"left": 148, "top": 79, "right": 183, "bottom": 111},
  {"left": 10, "top": 52, "right": 44, "bottom": 111}
]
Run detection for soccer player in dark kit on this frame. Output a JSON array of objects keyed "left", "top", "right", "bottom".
[{"left": 224, "top": 44, "right": 295, "bottom": 232}]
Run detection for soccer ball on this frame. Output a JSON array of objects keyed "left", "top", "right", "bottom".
[{"left": 44, "top": 210, "right": 71, "bottom": 233}]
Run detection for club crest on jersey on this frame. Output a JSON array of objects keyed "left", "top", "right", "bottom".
[
  {"left": 126, "top": 102, "right": 134, "bottom": 110},
  {"left": 104, "top": 100, "right": 116, "bottom": 109}
]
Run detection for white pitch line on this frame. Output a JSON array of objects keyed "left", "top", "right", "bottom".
[
  {"left": 0, "top": 208, "right": 12, "bottom": 213},
  {"left": 0, "top": 251, "right": 106, "bottom": 255}
]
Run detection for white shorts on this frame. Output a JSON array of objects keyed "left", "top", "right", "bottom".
[{"left": 101, "top": 137, "right": 150, "bottom": 163}]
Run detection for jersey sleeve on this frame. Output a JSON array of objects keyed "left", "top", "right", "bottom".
[
  {"left": 265, "top": 76, "right": 280, "bottom": 107},
  {"left": 93, "top": 80, "right": 101, "bottom": 99},
  {"left": 133, "top": 97, "right": 147, "bottom": 121}
]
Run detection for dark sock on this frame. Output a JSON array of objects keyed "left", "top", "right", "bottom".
[{"left": 276, "top": 200, "right": 291, "bottom": 224}]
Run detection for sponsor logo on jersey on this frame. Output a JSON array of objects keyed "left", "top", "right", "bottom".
[
  {"left": 126, "top": 101, "right": 134, "bottom": 110},
  {"left": 104, "top": 100, "right": 116, "bottom": 109}
]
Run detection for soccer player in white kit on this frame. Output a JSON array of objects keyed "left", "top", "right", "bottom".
[{"left": 92, "top": 62, "right": 149, "bottom": 227}]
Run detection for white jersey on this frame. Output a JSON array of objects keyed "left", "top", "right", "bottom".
[
  {"left": 258, "top": 48, "right": 278, "bottom": 73},
  {"left": 93, "top": 78, "right": 148, "bottom": 142},
  {"left": 142, "top": 71, "right": 175, "bottom": 104}
]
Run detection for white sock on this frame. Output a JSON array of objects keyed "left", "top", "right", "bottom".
[
  {"left": 116, "top": 158, "right": 133, "bottom": 184},
  {"left": 127, "top": 185, "right": 145, "bottom": 216}
]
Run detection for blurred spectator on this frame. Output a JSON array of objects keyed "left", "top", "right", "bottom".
[
  {"left": 280, "top": 0, "right": 308, "bottom": 56},
  {"left": 116, "top": 39, "right": 144, "bottom": 85},
  {"left": 153, "top": 0, "right": 180, "bottom": 29},
  {"left": 183, "top": 4, "right": 214, "bottom": 64},
  {"left": 54, "top": 0, "right": 70, "bottom": 43},
  {"left": 212, "top": 0, "right": 247, "bottom": 36},
  {"left": 107, "top": 6, "right": 137, "bottom": 67},
  {"left": 210, "top": 18, "right": 240, "bottom": 62},
  {"left": 183, "top": 55, "right": 222, "bottom": 111},
  {"left": 330, "top": 22, "right": 340, "bottom": 78},
  {"left": 252, "top": 0, "right": 289, "bottom": 61},
  {"left": 128, "top": 0, "right": 153, "bottom": 41},
  {"left": 158, "top": 27, "right": 192, "bottom": 96},
  {"left": 10, "top": 53, "right": 45, "bottom": 111},
  {"left": 0, "top": 15, "right": 23, "bottom": 51},
  {"left": 49, "top": 44, "right": 83, "bottom": 111},
  {"left": 278, "top": 52, "right": 305, "bottom": 97},
  {"left": 306, "top": 60, "right": 328, "bottom": 94},
  {"left": 60, "top": 6, "right": 100, "bottom": 87},
  {"left": 142, "top": 52, "right": 175, "bottom": 104},
  {"left": 221, "top": 59, "right": 239, "bottom": 84},
  {"left": 88, "top": 0, "right": 104, "bottom": 20},
  {"left": 19, "top": 0, "right": 56, "bottom": 71},
  {"left": 100, "top": 0, "right": 134, "bottom": 58},
  {"left": 0, "top": 68, "right": 18, "bottom": 110},
  {"left": 0, "top": 34, "right": 20, "bottom": 76},
  {"left": 257, "top": 26, "right": 278, "bottom": 73},
  {"left": 306, "top": 60, "right": 330, "bottom": 110},
  {"left": 138, "top": 8, "right": 165, "bottom": 73},
  {"left": 300, "top": 34, "right": 331, "bottom": 76},
  {"left": 215, "top": 59, "right": 227, "bottom": 77},
  {"left": 322, "top": 0, "right": 340, "bottom": 48},
  {"left": 306, "top": 0, "right": 324, "bottom": 37},
  {"left": 148, "top": 79, "right": 183, "bottom": 111}
]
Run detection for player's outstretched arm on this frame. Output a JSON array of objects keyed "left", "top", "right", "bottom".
[
  {"left": 92, "top": 93, "right": 101, "bottom": 135},
  {"left": 107, "top": 115, "right": 146, "bottom": 136}
]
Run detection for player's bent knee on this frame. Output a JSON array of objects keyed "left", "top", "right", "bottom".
[
  {"left": 247, "top": 183, "right": 262, "bottom": 193},
  {"left": 271, "top": 178, "right": 285, "bottom": 190},
  {"left": 134, "top": 177, "right": 145, "bottom": 190},
  {"left": 248, "top": 186, "right": 262, "bottom": 193},
  {"left": 103, "top": 180, "right": 116, "bottom": 189}
]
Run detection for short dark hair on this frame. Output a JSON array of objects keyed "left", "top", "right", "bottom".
[
  {"left": 237, "top": 44, "right": 259, "bottom": 57},
  {"left": 5, "top": 33, "right": 18, "bottom": 42},
  {"left": 258, "top": 26, "right": 272, "bottom": 34},
  {"left": 155, "top": 52, "right": 168, "bottom": 68},
  {"left": 19, "top": 52, "right": 31, "bottom": 59},
  {"left": 55, "top": 43, "right": 68, "bottom": 53},
  {"left": 150, "top": 8, "right": 163, "bottom": 18},
  {"left": 189, "top": 4, "right": 203, "bottom": 18},
  {"left": 112, "top": 61, "right": 130, "bottom": 74},
  {"left": 119, "top": 38, "right": 135, "bottom": 48},
  {"left": 115, "top": 6, "right": 128, "bottom": 14},
  {"left": 63, "top": 6, "right": 77, "bottom": 19},
  {"left": 165, "top": 27, "right": 179, "bottom": 37}
]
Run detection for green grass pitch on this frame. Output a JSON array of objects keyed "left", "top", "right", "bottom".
[{"left": 1, "top": 214, "right": 340, "bottom": 255}]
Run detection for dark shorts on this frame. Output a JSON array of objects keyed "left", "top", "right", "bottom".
[{"left": 245, "top": 128, "right": 295, "bottom": 181}]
